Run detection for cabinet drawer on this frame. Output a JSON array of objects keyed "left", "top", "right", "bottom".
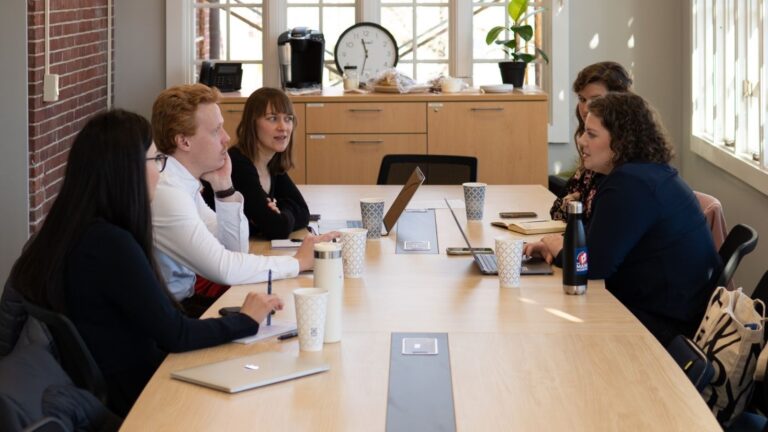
[
  {"left": 306, "top": 134, "right": 427, "bottom": 184},
  {"left": 305, "top": 102, "right": 426, "bottom": 134}
]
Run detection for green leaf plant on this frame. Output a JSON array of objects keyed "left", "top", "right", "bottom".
[{"left": 485, "top": 0, "right": 550, "bottom": 64}]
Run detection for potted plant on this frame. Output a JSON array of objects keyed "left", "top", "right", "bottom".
[{"left": 485, "top": 0, "right": 549, "bottom": 87}]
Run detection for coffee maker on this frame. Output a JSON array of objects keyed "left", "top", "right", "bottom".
[{"left": 278, "top": 27, "right": 325, "bottom": 89}]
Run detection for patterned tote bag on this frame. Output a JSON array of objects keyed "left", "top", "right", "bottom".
[{"left": 693, "top": 286, "right": 765, "bottom": 425}]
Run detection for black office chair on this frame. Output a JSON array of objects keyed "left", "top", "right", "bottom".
[
  {"left": 377, "top": 154, "right": 477, "bottom": 185},
  {"left": 548, "top": 175, "right": 568, "bottom": 198},
  {"left": 708, "top": 224, "right": 759, "bottom": 290},
  {"left": 22, "top": 300, "right": 108, "bottom": 404}
]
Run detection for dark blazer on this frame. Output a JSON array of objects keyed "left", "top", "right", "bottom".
[
  {"left": 65, "top": 220, "right": 259, "bottom": 416},
  {"left": 582, "top": 163, "right": 721, "bottom": 343},
  {"left": 202, "top": 147, "right": 310, "bottom": 239}
]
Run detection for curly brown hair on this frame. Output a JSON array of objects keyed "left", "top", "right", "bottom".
[
  {"left": 587, "top": 92, "right": 673, "bottom": 166},
  {"left": 234, "top": 87, "right": 295, "bottom": 175},
  {"left": 573, "top": 62, "right": 633, "bottom": 144},
  {"left": 151, "top": 84, "right": 221, "bottom": 155}
]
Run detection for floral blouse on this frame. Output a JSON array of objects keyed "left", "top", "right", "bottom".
[{"left": 549, "top": 168, "right": 602, "bottom": 224}]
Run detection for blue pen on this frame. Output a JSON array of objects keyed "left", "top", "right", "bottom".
[{"left": 267, "top": 269, "right": 272, "bottom": 326}]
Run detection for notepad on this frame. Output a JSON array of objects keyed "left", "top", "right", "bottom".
[
  {"left": 491, "top": 220, "right": 566, "bottom": 235},
  {"left": 232, "top": 320, "right": 297, "bottom": 344},
  {"left": 270, "top": 239, "right": 300, "bottom": 249}
]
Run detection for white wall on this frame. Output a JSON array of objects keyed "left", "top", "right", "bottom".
[
  {"left": 681, "top": 2, "right": 768, "bottom": 292},
  {"left": 0, "top": 0, "right": 30, "bottom": 293},
  {"left": 114, "top": 0, "right": 166, "bottom": 118},
  {"left": 551, "top": 0, "right": 684, "bottom": 172}
]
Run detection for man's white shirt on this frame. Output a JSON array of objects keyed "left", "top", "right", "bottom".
[{"left": 152, "top": 156, "right": 299, "bottom": 300}]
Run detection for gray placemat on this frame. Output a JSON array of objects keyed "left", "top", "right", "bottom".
[
  {"left": 386, "top": 332, "right": 456, "bottom": 432},
  {"left": 395, "top": 209, "right": 438, "bottom": 254}
]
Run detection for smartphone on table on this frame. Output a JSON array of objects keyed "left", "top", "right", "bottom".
[
  {"left": 446, "top": 247, "right": 494, "bottom": 255},
  {"left": 499, "top": 211, "right": 537, "bottom": 218}
]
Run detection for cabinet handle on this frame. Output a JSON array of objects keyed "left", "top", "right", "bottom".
[
  {"left": 470, "top": 107, "right": 504, "bottom": 111},
  {"left": 348, "top": 109, "right": 383, "bottom": 113},
  {"left": 349, "top": 140, "right": 384, "bottom": 144},
  {"left": 226, "top": 109, "right": 244, "bottom": 113}
]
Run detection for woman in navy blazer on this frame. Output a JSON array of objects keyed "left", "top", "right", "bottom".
[{"left": 525, "top": 93, "right": 721, "bottom": 345}]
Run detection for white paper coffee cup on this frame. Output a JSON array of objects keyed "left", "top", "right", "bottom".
[
  {"left": 495, "top": 237, "right": 524, "bottom": 288},
  {"left": 338, "top": 227, "right": 368, "bottom": 278},
  {"left": 293, "top": 288, "right": 328, "bottom": 351}
]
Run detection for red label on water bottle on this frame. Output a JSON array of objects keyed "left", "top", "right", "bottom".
[{"left": 575, "top": 248, "right": 588, "bottom": 274}]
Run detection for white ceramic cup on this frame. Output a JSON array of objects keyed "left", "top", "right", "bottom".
[
  {"left": 338, "top": 227, "right": 368, "bottom": 278},
  {"left": 463, "top": 182, "right": 487, "bottom": 220},
  {"left": 293, "top": 288, "right": 329, "bottom": 351},
  {"left": 360, "top": 198, "right": 385, "bottom": 239},
  {"left": 495, "top": 237, "right": 524, "bottom": 288},
  {"left": 442, "top": 77, "right": 463, "bottom": 93}
]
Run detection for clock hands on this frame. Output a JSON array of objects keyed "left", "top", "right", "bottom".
[{"left": 361, "top": 39, "right": 369, "bottom": 80}]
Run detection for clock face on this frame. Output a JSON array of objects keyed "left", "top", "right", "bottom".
[{"left": 334, "top": 22, "right": 399, "bottom": 81}]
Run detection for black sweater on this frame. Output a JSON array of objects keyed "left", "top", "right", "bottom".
[
  {"left": 202, "top": 147, "right": 310, "bottom": 239},
  {"left": 64, "top": 220, "right": 259, "bottom": 416}
]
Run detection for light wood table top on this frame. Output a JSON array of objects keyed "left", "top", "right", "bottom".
[{"left": 121, "top": 185, "right": 720, "bottom": 431}]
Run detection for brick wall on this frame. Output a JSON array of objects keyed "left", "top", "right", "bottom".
[{"left": 27, "top": 0, "right": 112, "bottom": 232}]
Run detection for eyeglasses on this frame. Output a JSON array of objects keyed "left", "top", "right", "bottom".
[{"left": 147, "top": 154, "right": 169, "bottom": 173}]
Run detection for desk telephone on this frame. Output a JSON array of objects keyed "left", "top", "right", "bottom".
[{"left": 199, "top": 61, "right": 243, "bottom": 92}]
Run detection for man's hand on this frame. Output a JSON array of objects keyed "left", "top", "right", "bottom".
[{"left": 201, "top": 152, "right": 233, "bottom": 193}]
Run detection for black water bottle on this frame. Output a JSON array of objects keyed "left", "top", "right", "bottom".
[{"left": 562, "top": 201, "right": 588, "bottom": 295}]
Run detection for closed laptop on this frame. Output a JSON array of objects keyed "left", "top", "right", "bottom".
[{"left": 171, "top": 351, "right": 330, "bottom": 393}]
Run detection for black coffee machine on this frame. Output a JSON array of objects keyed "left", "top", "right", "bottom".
[{"left": 278, "top": 27, "right": 325, "bottom": 89}]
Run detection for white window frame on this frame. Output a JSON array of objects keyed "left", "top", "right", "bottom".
[
  {"left": 166, "top": 0, "right": 569, "bottom": 142},
  {"left": 690, "top": 0, "right": 768, "bottom": 196}
]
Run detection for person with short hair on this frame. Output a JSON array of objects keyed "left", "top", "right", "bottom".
[
  {"left": 10, "top": 109, "right": 284, "bottom": 416},
  {"left": 527, "top": 93, "right": 721, "bottom": 344},
  {"left": 202, "top": 87, "right": 310, "bottom": 239},
  {"left": 550, "top": 61, "right": 634, "bottom": 224},
  {"left": 151, "top": 84, "right": 335, "bottom": 316}
]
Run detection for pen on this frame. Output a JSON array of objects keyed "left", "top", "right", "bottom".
[
  {"left": 277, "top": 331, "right": 299, "bottom": 340},
  {"left": 267, "top": 269, "right": 272, "bottom": 326}
]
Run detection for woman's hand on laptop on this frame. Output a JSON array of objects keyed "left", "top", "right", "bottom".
[
  {"left": 294, "top": 231, "right": 342, "bottom": 272},
  {"left": 523, "top": 234, "right": 563, "bottom": 264},
  {"left": 240, "top": 292, "right": 284, "bottom": 324}
]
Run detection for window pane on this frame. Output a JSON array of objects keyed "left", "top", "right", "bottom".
[
  {"left": 396, "top": 62, "right": 415, "bottom": 80},
  {"left": 417, "top": 63, "right": 448, "bottom": 81},
  {"left": 473, "top": 4, "right": 506, "bottom": 60},
  {"left": 322, "top": 6, "right": 356, "bottom": 63},
  {"left": 415, "top": 7, "right": 449, "bottom": 61},
  {"left": 473, "top": 62, "right": 503, "bottom": 86},
  {"left": 287, "top": 7, "right": 320, "bottom": 31},
  {"left": 195, "top": 7, "right": 228, "bottom": 61},
  {"left": 229, "top": 7, "right": 263, "bottom": 61},
  {"left": 241, "top": 63, "right": 263, "bottom": 90},
  {"left": 382, "top": 7, "right": 414, "bottom": 62}
]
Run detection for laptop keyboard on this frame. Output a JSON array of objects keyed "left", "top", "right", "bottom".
[{"left": 476, "top": 253, "right": 498, "bottom": 273}]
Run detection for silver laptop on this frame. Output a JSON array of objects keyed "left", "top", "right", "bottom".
[
  {"left": 171, "top": 351, "right": 330, "bottom": 393},
  {"left": 318, "top": 166, "right": 426, "bottom": 236},
  {"left": 444, "top": 198, "right": 552, "bottom": 275}
]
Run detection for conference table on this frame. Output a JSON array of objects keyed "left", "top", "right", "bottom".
[{"left": 121, "top": 185, "right": 720, "bottom": 431}]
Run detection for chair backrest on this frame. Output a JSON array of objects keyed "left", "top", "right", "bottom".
[
  {"left": 377, "top": 154, "right": 477, "bottom": 185},
  {"left": 22, "top": 301, "right": 107, "bottom": 404},
  {"left": 711, "top": 224, "right": 759, "bottom": 289}
]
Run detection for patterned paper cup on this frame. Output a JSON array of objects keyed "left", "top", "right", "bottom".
[
  {"left": 339, "top": 228, "right": 368, "bottom": 278},
  {"left": 293, "top": 288, "right": 329, "bottom": 351},
  {"left": 360, "top": 198, "right": 385, "bottom": 239},
  {"left": 495, "top": 237, "right": 524, "bottom": 288},
  {"left": 463, "top": 182, "right": 487, "bottom": 220}
]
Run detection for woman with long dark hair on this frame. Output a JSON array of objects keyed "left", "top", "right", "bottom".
[{"left": 10, "top": 109, "right": 283, "bottom": 416}]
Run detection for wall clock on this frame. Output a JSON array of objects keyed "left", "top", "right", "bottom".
[{"left": 334, "top": 22, "right": 398, "bottom": 81}]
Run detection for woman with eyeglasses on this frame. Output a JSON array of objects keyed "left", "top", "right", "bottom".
[
  {"left": 202, "top": 87, "right": 310, "bottom": 240},
  {"left": 10, "top": 109, "right": 284, "bottom": 416}
]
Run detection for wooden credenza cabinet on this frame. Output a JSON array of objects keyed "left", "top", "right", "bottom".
[{"left": 220, "top": 89, "right": 547, "bottom": 185}]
